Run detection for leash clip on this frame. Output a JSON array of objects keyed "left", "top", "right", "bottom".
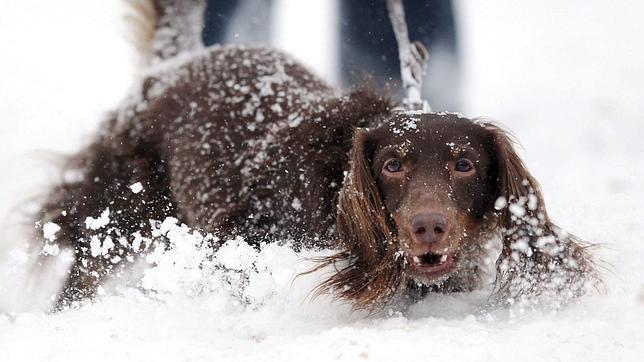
[{"left": 386, "top": 0, "right": 432, "bottom": 113}]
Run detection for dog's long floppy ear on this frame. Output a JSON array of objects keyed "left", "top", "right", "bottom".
[
  {"left": 336, "top": 129, "right": 392, "bottom": 264},
  {"left": 483, "top": 122, "right": 600, "bottom": 303},
  {"left": 313, "top": 128, "right": 403, "bottom": 309}
]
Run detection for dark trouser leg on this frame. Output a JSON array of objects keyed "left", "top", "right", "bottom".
[
  {"left": 203, "top": 0, "right": 241, "bottom": 45},
  {"left": 340, "top": 0, "right": 461, "bottom": 110},
  {"left": 203, "top": 0, "right": 273, "bottom": 46}
]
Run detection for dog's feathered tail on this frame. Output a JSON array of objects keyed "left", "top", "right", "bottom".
[{"left": 123, "top": 0, "right": 206, "bottom": 65}]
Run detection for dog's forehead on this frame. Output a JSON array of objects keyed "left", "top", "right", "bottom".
[{"left": 373, "top": 112, "right": 489, "bottom": 152}]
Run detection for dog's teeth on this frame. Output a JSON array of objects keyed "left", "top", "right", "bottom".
[
  {"left": 413, "top": 256, "right": 421, "bottom": 263},
  {"left": 440, "top": 255, "right": 448, "bottom": 262}
]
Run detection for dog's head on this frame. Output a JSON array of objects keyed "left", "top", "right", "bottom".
[
  {"left": 365, "top": 113, "right": 498, "bottom": 284},
  {"left": 317, "top": 112, "right": 594, "bottom": 308}
]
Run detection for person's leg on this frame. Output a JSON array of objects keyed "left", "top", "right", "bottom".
[
  {"left": 340, "top": 1, "right": 398, "bottom": 91},
  {"left": 203, "top": 0, "right": 272, "bottom": 46},
  {"left": 407, "top": 0, "right": 460, "bottom": 110},
  {"left": 340, "top": 0, "right": 461, "bottom": 110},
  {"left": 202, "top": 0, "right": 240, "bottom": 46}
]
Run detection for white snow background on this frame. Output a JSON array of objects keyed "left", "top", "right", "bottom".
[{"left": 1, "top": 0, "right": 643, "bottom": 361}]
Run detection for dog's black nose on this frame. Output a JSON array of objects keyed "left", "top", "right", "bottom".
[{"left": 411, "top": 213, "right": 448, "bottom": 244}]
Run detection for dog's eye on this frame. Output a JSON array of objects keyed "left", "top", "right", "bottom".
[
  {"left": 454, "top": 159, "right": 473, "bottom": 172},
  {"left": 384, "top": 159, "right": 403, "bottom": 173}
]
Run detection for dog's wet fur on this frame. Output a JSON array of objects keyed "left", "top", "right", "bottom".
[{"left": 35, "top": 3, "right": 599, "bottom": 310}]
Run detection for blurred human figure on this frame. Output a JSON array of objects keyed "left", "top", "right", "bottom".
[{"left": 202, "top": 0, "right": 460, "bottom": 109}]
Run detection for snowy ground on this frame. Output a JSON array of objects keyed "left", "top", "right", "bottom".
[{"left": 1, "top": 1, "right": 643, "bottom": 361}]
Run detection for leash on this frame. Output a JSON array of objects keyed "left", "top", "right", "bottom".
[{"left": 386, "top": 0, "right": 431, "bottom": 113}]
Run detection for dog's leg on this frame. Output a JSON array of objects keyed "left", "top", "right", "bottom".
[
  {"left": 483, "top": 122, "right": 601, "bottom": 303},
  {"left": 37, "top": 118, "right": 176, "bottom": 309}
]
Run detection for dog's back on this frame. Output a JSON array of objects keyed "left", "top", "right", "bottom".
[{"left": 127, "top": 45, "right": 389, "bottom": 238}]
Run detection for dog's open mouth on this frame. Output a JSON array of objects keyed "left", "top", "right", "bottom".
[{"left": 406, "top": 251, "right": 456, "bottom": 278}]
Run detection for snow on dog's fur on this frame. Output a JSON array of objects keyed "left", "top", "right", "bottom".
[{"left": 36, "top": 0, "right": 600, "bottom": 310}]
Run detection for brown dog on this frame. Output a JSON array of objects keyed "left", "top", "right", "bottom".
[{"left": 36, "top": 1, "right": 599, "bottom": 310}]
